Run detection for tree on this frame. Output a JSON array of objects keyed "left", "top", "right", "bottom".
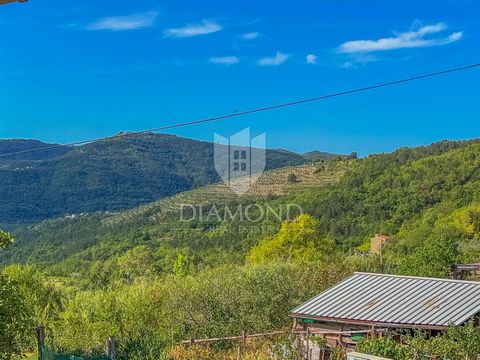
[
  {"left": 247, "top": 214, "right": 334, "bottom": 264},
  {"left": 117, "top": 246, "right": 156, "bottom": 281},
  {"left": 0, "top": 229, "right": 28, "bottom": 360},
  {"left": 397, "top": 224, "right": 463, "bottom": 277},
  {"left": 287, "top": 173, "right": 298, "bottom": 184},
  {"left": 0, "top": 230, "right": 14, "bottom": 249},
  {"left": 0, "top": 274, "right": 29, "bottom": 360},
  {"left": 172, "top": 253, "right": 191, "bottom": 277},
  {"left": 1, "top": 265, "right": 62, "bottom": 355}
]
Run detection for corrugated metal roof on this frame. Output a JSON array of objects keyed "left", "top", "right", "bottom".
[{"left": 292, "top": 272, "right": 480, "bottom": 328}]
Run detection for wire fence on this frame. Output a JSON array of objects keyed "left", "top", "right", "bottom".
[
  {"left": 39, "top": 345, "right": 112, "bottom": 360},
  {"left": 36, "top": 326, "right": 115, "bottom": 360}
]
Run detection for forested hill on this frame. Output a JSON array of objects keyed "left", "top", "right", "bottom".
[{"left": 0, "top": 133, "right": 323, "bottom": 225}]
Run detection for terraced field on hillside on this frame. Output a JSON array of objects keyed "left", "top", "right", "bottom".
[{"left": 105, "top": 162, "right": 346, "bottom": 224}]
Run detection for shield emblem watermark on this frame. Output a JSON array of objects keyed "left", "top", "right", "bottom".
[{"left": 214, "top": 127, "right": 266, "bottom": 196}]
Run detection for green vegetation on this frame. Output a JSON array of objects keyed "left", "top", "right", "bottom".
[
  {"left": 358, "top": 322, "right": 480, "bottom": 359},
  {"left": 0, "top": 236, "right": 61, "bottom": 360},
  {"left": 1, "top": 138, "right": 480, "bottom": 358},
  {"left": 0, "top": 272, "right": 28, "bottom": 360}
]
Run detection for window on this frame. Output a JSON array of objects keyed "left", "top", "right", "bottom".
[
  {"left": 233, "top": 150, "right": 240, "bottom": 160},
  {"left": 241, "top": 150, "right": 247, "bottom": 159},
  {"left": 233, "top": 162, "right": 239, "bottom": 171},
  {"left": 241, "top": 163, "right": 247, "bottom": 171}
]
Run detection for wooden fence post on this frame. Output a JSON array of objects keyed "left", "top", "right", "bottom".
[
  {"left": 36, "top": 325, "right": 45, "bottom": 360},
  {"left": 107, "top": 336, "right": 116, "bottom": 359},
  {"left": 241, "top": 330, "right": 246, "bottom": 354},
  {"left": 306, "top": 328, "right": 310, "bottom": 360},
  {"left": 339, "top": 324, "right": 344, "bottom": 346}
]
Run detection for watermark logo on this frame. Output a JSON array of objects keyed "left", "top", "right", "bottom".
[{"left": 214, "top": 127, "right": 266, "bottom": 196}]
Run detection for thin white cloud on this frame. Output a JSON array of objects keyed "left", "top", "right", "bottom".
[
  {"left": 306, "top": 54, "right": 317, "bottom": 64},
  {"left": 342, "top": 53, "right": 379, "bottom": 68},
  {"left": 240, "top": 32, "right": 259, "bottom": 40},
  {"left": 163, "top": 20, "right": 222, "bottom": 38},
  {"left": 209, "top": 56, "right": 240, "bottom": 65},
  {"left": 338, "top": 22, "right": 463, "bottom": 54},
  {"left": 87, "top": 11, "right": 158, "bottom": 31},
  {"left": 258, "top": 52, "right": 290, "bottom": 66}
]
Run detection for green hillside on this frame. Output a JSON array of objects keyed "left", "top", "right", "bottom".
[
  {"left": 0, "top": 161, "right": 346, "bottom": 270},
  {"left": 2, "top": 138, "right": 479, "bottom": 280},
  {"left": 0, "top": 133, "right": 313, "bottom": 225}
]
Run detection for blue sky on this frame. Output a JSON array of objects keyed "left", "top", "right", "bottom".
[{"left": 0, "top": 0, "right": 479, "bottom": 156}]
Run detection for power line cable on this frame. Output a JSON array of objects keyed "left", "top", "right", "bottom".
[{"left": 1, "top": 62, "right": 479, "bottom": 159}]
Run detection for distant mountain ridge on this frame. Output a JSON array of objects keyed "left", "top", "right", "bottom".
[
  {"left": 302, "top": 150, "right": 348, "bottom": 161},
  {"left": 0, "top": 139, "right": 71, "bottom": 161},
  {"left": 0, "top": 133, "right": 334, "bottom": 224}
]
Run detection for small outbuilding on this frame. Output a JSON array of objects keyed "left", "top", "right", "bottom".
[
  {"left": 369, "top": 234, "right": 390, "bottom": 254},
  {"left": 291, "top": 272, "right": 480, "bottom": 354}
]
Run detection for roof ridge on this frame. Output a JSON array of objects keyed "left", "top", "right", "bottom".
[{"left": 353, "top": 272, "right": 480, "bottom": 285}]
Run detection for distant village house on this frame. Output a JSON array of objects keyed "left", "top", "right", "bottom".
[{"left": 370, "top": 234, "right": 390, "bottom": 254}]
